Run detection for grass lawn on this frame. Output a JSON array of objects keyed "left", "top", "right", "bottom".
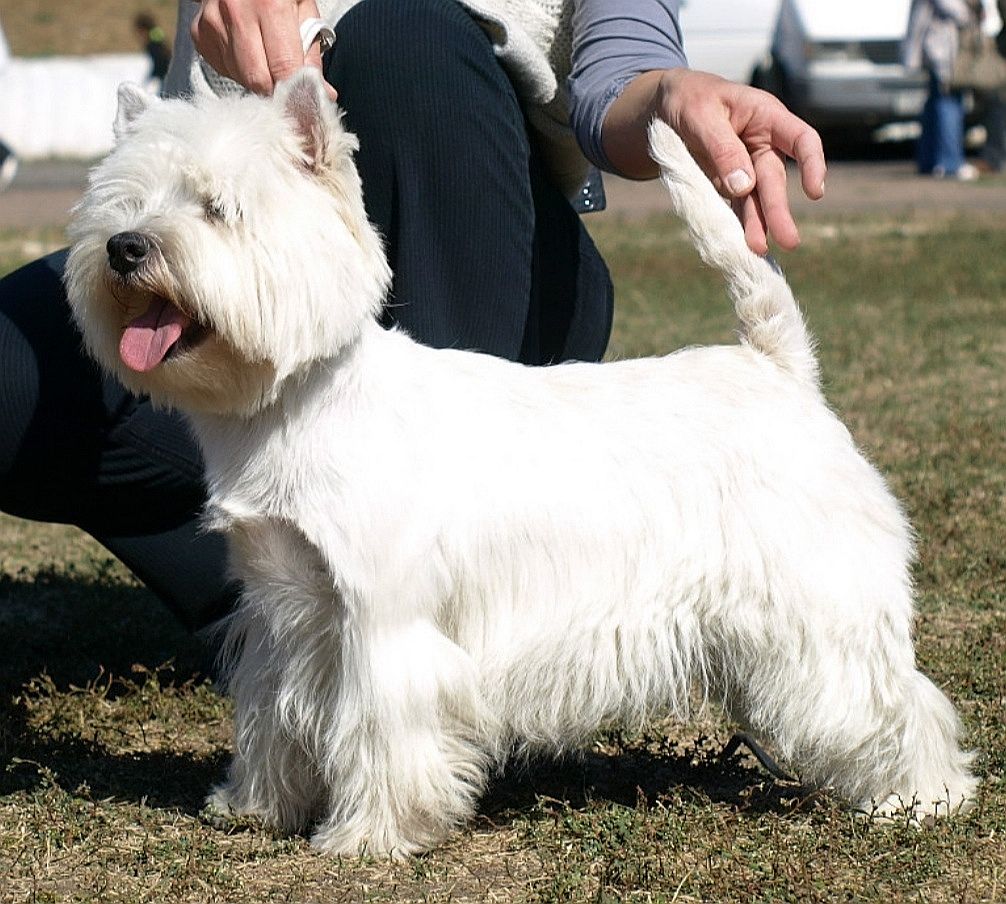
[{"left": 1, "top": 213, "right": 1004, "bottom": 902}]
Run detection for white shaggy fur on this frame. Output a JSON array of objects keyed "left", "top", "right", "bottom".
[{"left": 64, "top": 70, "right": 976, "bottom": 856}]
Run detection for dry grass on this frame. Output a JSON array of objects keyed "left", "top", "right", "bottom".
[
  {"left": 1, "top": 213, "right": 1004, "bottom": 902},
  {"left": 3, "top": 10, "right": 1004, "bottom": 901},
  {"left": 0, "top": 0, "right": 177, "bottom": 58}
]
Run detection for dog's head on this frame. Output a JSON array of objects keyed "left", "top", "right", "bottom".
[{"left": 65, "top": 69, "right": 391, "bottom": 416}]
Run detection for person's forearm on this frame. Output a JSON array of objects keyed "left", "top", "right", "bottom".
[
  {"left": 567, "top": 0, "right": 685, "bottom": 173},
  {"left": 599, "top": 69, "right": 676, "bottom": 179}
]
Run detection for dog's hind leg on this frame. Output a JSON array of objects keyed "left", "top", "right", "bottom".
[
  {"left": 866, "top": 667, "right": 977, "bottom": 820},
  {"left": 715, "top": 578, "right": 976, "bottom": 820},
  {"left": 309, "top": 598, "right": 493, "bottom": 857},
  {"left": 784, "top": 663, "right": 974, "bottom": 821}
]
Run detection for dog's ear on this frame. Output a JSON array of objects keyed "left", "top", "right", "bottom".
[
  {"left": 114, "top": 83, "right": 158, "bottom": 139},
  {"left": 276, "top": 69, "right": 336, "bottom": 172}
]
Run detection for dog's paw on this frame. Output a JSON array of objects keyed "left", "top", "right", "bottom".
[
  {"left": 204, "top": 784, "right": 237, "bottom": 815},
  {"left": 200, "top": 788, "right": 263, "bottom": 833},
  {"left": 310, "top": 818, "right": 439, "bottom": 860}
]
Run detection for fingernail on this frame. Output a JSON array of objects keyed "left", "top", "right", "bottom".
[{"left": 726, "top": 169, "right": 753, "bottom": 195}]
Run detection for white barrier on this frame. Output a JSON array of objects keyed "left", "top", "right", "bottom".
[{"left": 0, "top": 54, "right": 153, "bottom": 160}]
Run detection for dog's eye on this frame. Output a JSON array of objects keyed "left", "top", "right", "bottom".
[{"left": 202, "top": 198, "right": 227, "bottom": 223}]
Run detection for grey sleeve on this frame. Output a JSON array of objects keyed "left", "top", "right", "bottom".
[{"left": 568, "top": 0, "right": 687, "bottom": 173}]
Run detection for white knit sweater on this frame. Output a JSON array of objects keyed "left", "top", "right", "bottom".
[{"left": 164, "top": 0, "right": 587, "bottom": 193}]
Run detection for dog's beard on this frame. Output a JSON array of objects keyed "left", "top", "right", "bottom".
[{"left": 93, "top": 265, "right": 275, "bottom": 415}]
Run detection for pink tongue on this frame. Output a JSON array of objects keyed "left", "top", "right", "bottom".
[{"left": 119, "top": 298, "right": 191, "bottom": 373}]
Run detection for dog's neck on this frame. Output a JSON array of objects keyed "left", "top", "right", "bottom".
[
  {"left": 196, "top": 315, "right": 377, "bottom": 412},
  {"left": 185, "top": 316, "right": 393, "bottom": 500}
]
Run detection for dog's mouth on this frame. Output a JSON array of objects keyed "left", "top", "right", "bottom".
[{"left": 119, "top": 294, "right": 205, "bottom": 373}]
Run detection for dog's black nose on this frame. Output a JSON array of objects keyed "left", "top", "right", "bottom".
[{"left": 107, "top": 231, "right": 152, "bottom": 276}]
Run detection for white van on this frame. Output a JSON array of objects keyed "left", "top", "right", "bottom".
[
  {"left": 757, "top": 0, "right": 1002, "bottom": 143},
  {"left": 678, "top": 0, "right": 781, "bottom": 86}
]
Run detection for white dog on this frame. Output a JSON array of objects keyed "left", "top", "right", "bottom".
[{"left": 64, "top": 69, "right": 976, "bottom": 856}]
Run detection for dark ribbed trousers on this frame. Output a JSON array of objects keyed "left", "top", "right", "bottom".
[{"left": 0, "top": 0, "right": 613, "bottom": 630}]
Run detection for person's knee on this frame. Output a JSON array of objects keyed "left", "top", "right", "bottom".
[
  {"left": 335, "top": 0, "right": 486, "bottom": 60},
  {"left": 328, "top": 0, "right": 506, "bottom": 109}
]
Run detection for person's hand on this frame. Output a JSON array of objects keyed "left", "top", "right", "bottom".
[
  {"left": 602, "top": 68, "right": 826, "bottom": 254},
  {"left": 191, "top": 0, "right": 337, "bottom": 98}
]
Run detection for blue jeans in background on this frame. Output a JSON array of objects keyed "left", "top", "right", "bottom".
[{"left": 917, "top": 72, "right": 967, "bottom": 175}]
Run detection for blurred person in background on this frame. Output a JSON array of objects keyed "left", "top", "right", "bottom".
[
  {"left": 0, "top": 16, "right": 18, "bottom": 191},
  {"left": 904, "top": 0, "right": 984, "bottom": 180},
  {"left": 134, "top": 11, "right": 172, "bottom": 92},
  {"left": 979, "top": 0, "right": 1006, "bottom": 170}
]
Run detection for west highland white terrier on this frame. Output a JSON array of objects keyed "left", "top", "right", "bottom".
[{"left": 64, "top": 69, "right": 976, "bottom": 856}]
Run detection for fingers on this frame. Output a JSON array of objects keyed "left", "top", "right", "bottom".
[
  {"left": 222, "top": 12, "right": 277, "bottom": 94},
  {"left": 681, "top": 109, "right": 787, "bottom": 252},
  {"left": 732, "top": 194, "right": 768, "bottom": 257},
  {"left": 766, "top": 110, "right": 827, "bottom": 202},
  {"left": 191, "top": 0, "right": 335, "bottom": 97},
  {"left": 750, "top": 113, "right": 825, "bottom": 251},
  {"left": 663, "top": 71, "right": 826, "bottom": 253},
  {"left": 258, "top": 0, "right": 308, "bottom": 89},
  {"left": 791, "top": 126, "right": 827, "bottom": 201},
  {"left": 674, "top": 94, "right": 758, "bottom": 200},
  {"left": 751, "top": 147, "right": 800, "bottom": 251}
]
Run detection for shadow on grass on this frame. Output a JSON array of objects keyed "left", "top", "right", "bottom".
[
  {"left": 0, "top": 564, "right": 226, "bottom": 813},
  {"left": 1, "top": 567, "right": 813, "bottom": 826},
  {"left": 1, "top": 722, "right": 229, "bottom": 814},
  {"left": 482, "top": 744, "right": 815, "bottom": 827},
  {"left": 0, "top": 565, "right": 216, "bottom": 694},
  {"left": 1, "top": 740, "right": 810, "bottom": 834}
]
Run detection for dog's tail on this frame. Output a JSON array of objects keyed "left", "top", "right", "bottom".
[{"left": 648, "top": 120, "right": 819, "bottom": 389}]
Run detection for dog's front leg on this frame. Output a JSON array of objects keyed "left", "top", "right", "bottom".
[
  {"left": 207, "top": 519, "right": 337, "bottom": 833},
  {"left": 207, "top": 600, "right": 327, "bottom": 833},
  {"left": 206, "top": 615, "right": 323, "bottom": 832},
  {"left": 310, "top": 597, "right": 493, "bottom": 858}
]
